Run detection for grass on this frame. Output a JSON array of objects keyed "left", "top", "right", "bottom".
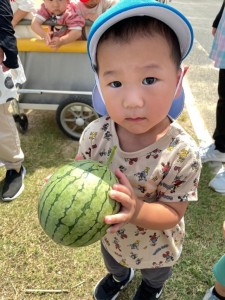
[{"left": 0, "top": 109, "right": 225, "bottom": 300}]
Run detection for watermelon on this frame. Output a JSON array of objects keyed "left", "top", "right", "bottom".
[{"left": 38, "top": 148, "right": 120, "bottom": 247}]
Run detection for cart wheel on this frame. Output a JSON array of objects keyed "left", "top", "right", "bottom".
[
  {"left": 13, "top": 113, "right": 28, "bottom": 133},
  {"left": 56, "top": 97, "right": 99, "bottom": 140}
]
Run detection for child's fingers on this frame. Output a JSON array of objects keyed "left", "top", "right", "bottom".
[
  {"left": 75, "top": 154, "right": 83, "bottom": 160},
  {"left": 114, "top": 169, "right": 133, "bottom": 192},
  {"left": 106, "top": 221, "right": 126, "bottom": 234}
]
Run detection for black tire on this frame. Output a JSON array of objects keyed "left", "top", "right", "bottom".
[
  {"left": 13, "top": 113, "right": 28, "bottom": 134},
  {"left": 56, "top": 96, "right": 99, "bottom": 140}
]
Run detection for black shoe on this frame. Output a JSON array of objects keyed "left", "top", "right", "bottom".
[
  {"left": 1, "top": 166, "right": 26, "bottom": 201},
  {"left": 133, "top": 280, "right": 163, "bottom": 300},
  {"left": 93, "top": 268, "right": 134, "bottom": 300}
]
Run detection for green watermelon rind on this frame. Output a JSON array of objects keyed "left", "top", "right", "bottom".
[{"left": 38, "top": 160, "right": 120, "bottom": 247}]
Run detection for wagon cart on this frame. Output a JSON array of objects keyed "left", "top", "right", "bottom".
[{"left": 15, "top": 27, "right": 98, "bottom": 140}]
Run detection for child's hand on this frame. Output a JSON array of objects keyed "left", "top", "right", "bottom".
[
  {"left": 49, "top": 37, "right": 62, "bottom": 49},
  {"left": 105, "top": 169, "right": 137, "bottom": 234},
  {"left": 0, "top": 48, "right": 9, "bottom": 72},
  {"left": 44, "top": 32, "right": 53, "bottom": 45},
  {"left": 212, "top": 27, "right": 217, "bottom": 36},
  {"left": 75, "top": 154, "right": 83, "bottom": 160}
]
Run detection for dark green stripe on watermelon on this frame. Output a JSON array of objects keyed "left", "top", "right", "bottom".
[{"left": 38, "top": 160, "right": 120, "bottom": 247}]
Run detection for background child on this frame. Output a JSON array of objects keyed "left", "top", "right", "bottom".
[
  {"left": 203, "top": 221, "right": 225, "bottom": 300},
  {"left": 77, "top": 0, "right": 201, "bottom": 299},
  {"left": 31, "top": 0, "right": 85, "bottom": 49},
  {"left": 72, "top": 0, "right": 118, "bottom": 39}
]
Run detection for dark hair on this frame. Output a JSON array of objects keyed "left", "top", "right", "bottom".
[{"left": 96, "top": 16, "right": 181, "bottom": 70}]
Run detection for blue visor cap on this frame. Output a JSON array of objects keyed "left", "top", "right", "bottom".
[
  {"left": 88, "top": 0, "right": 194, "bottom": 68},
  {"left": 88, "top": 0, "right": 194, "bottom": 119}
]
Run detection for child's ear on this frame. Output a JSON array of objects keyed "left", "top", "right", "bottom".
[{"left": 174, "top": 65, "right": 189, "bottom": 98}]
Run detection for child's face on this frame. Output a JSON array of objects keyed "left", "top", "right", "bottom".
[
  {"left": 82, "top": 0, "right": 100, "bottom": 8},
  {"left": 44, "top": 0, "right": 69, "bottom": 15},
  {"left": 97, "top": 34, "right": 181, "bottom": 136}
]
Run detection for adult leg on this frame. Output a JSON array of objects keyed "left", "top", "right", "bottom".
[
  {"left": 0, "top": 102, "right": 24, "bottom": 170},
  {"left": 0, "top": 102, "right": 25, "bottom": 201},
  {"left": 213, "top": 69, "right": 225, "bottom": 152}
]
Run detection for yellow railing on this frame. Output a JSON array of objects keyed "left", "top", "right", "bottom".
[{"left": 17, "top": 38, "right": 88, "bottom": 53}]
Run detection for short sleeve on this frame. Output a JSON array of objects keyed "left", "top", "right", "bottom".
[
  {"left": 35, "top": 3, "right": 50, "bottom": 22},
  {"left": 157, "top": 143, "right": 201, "bottom": 202},
  {"left": 64, "top": 6, "right": 85, "bottom": 30}
]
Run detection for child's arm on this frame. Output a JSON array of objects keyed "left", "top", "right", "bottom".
[
  {"left": 31, "top": 17, "right": 52, "bottom": 45},
  {"left": 48, "top": 29, "right": 82, "bottom": 49},
  {"left": 12, "top": 9, "right": 29, "bottom": 28},
  {"left": 105, "top": 169, "right": 188, "bottom": 233}
]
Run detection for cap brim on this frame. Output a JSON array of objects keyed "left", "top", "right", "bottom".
[{"left": 88, "top": 0, "right": 193, "bottom": 67}]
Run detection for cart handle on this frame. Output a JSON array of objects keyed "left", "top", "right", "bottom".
[{"left": 18, "top": 89, "right": 92, "bottom": 95}]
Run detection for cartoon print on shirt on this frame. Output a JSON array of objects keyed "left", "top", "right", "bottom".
[
  {"left": 119, "top": 165, "right": 127, "bottom": 173},
  {"left": 117, "top": 228, "right": 128, "bottom": 239},
  {"left": 129, "top": 240, "right": 140, "bottom": 251},
  {"left": 152, "top": 261, "right": 163, "bottom": 268},
  {"left": 104, "top": 131, "right": 112, "bottom": 141},
  {"left": 177, "top": 148, "right": 189, "bottom": 163},
  {"left": 149, "top": 233, "right": 160, "bottom": 246},
  {"left": 101, "top": 122, "right": 109, "bottom": 132},
  {"left": 161, "top": 162, "right": 171, "bottom": 179},
  {"left": 113, "top": 237, "right": 121, "bottom": 252},
  {"left": 134, "top": 226, "right": 147, "bottom": 236},
  {"left": 163, "top": 251, "right": 174, "bottom": 263},
  {"left": 124, "top": 157, "right": 138, "bottom": 165},
  {"left": 134, "top": 167, "right": 150, "bottom": 181},
  {"left": 167, "top": 137, "right": 179, "bottom": 151},
  {"left": 89, "top": 131, "right": 97, "bottom": 141},
  {"left": 146, "top": 148, "right": 162, "bottom": 159}
]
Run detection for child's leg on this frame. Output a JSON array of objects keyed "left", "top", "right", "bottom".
[
  {"left": 101, "top": 242, "right": 130, "bottom": 281},
  {"left": 141, "top": 267, "right": 172, "bottom": 288},
  {"left": 213, "top": 255, "right": 225, "bottom": 297}
]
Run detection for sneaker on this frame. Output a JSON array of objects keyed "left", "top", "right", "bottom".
[
  {"left": 93, "top": 268, "right": 134, "bottom": 300},
  {"left": 209, "top": 166, "right": 225, "bottom": 194},
  {"left": 133, "top": 280, "right": 163, "bottom": 300},
  {"left": 203, "top": 287, "right": 220, "bottom": 300},
  {"left": 200, "top": 144, "right": 225, "bottom": 163},
  {"left": 1, "top": 165, "right": 26, "bottom": 201}
]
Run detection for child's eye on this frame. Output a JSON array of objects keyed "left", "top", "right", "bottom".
[
  {"left": 142, "top": 77, "right": 156, "bottom": 85},
  {"left": 110, "top": 81, "right": 122, "bottom": 88}
]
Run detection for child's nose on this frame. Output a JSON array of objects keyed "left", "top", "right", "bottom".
[{"left": 123, "top": 88, "right": 145, "bottom": 108}]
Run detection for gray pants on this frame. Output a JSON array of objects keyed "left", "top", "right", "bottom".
[{"left": 101, "top": 243, "right": 172, "bottom": 289}]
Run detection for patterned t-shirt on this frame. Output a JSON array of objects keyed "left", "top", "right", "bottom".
[{"left": 78, "top": 116, "right": 201, "bottom": 269}]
